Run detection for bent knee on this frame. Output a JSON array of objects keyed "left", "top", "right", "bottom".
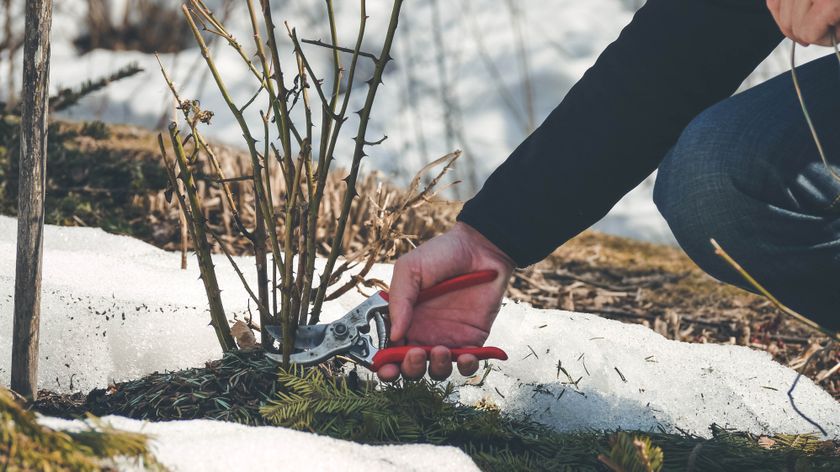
[
  {"left": 653, "top": 116, "right": 743, "bottom": 238},
  {"left": 653, "top": 115, "right": 759, "bottom": 282}
]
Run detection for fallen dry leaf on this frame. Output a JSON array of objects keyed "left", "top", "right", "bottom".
[{"left": 230, "top": 320, "right": 258, "bottom": 350}]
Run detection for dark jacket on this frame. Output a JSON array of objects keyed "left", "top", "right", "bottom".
[{"left": 457, "top": 0, "right": 784, "bottom": 266}]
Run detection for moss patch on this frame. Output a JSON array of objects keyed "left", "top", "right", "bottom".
[{"left": 1, "top": 117, "right": 169, "bottom": 239}]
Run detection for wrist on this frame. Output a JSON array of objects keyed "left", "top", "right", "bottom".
[{"left": 453, "top": 222, "right": 516, "bottom": 271}]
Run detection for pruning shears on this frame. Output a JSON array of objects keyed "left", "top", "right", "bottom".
[{"left": 264, "top": 270, "right": 508, "bottom": 372}]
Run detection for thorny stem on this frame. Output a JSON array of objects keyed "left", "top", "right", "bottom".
[
  {"left": 297, "top": 0, "right": 344, "bottom": 324},
  {"left": 304, "top": 0, "right": 370, "bottom": 324},
  {"left": 161, "top": 127, "right": 236, "bottom": 351},
  {"left": 258, "top": 0, "right": 293, "bottom": 169},
  {"left": 296, "top": 204, "right": 309, "bottom": 325},
  {"left": 281, "top": 149, "right": 306, "bottom": 341},
  {"left": 286, "top": 47, "right": 313, "bottom": 325},
  {"left": 301, "top": 38, "right": 379, "bottom": 62},
  {"left": 190, "top": 0, "right": 265, "bottom": 88},
  {"left": 177, "top": 0, "right": 411, "bottom": 362},
  {"left": 311, "top": 0, "right": 405, "bottom": 323},
  {"left": 209, "top": 230, "right": 268, "bottom": 315},
  {"left": 258, "top": 112, "right": 276, "bottom": 339},
  {"left": 192, "top": 2, "right": 305, "bottom": 153},
  {"left": 256, "top": 1, "right": 299, "bottom": 364},
  {"left": 256, "top": 113, "right": 271, "bottom": 342},
  {"left": 246, "top": 0, "right": 296, "bottom": 351},
  {"left": 155, "top": 54, "right": 252, "bottom": 241},
  {"left": 184, "top": 4, "right": 291, "bottom": 359},
  {"left": 254, "top": 187, "right": 270, "bottom": 348},
  {"left": 182, "top": 4, "right": 284, "bottom": 273},
  {"left": 286, "top": 24, "right": 336, "bottom": 118}
]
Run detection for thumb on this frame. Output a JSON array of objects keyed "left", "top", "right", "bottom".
[{"left": 387, "top": 258, "right": 423, "bottom": 342}]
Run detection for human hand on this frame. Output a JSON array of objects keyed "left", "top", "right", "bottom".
[
  {"left": 376, "top": 222, "right": 514, "bottom": 382},
  {"left": 767, "top": 0, "right": 840, "bottom": 46}
]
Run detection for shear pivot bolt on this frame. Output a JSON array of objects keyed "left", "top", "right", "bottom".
[{"left": 333, "top": 323, "right": 348, "bottom": 339}]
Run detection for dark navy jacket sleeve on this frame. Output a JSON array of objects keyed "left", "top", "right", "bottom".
[{"left": 457, "top": 0, "right": 783, "bottom": 267}]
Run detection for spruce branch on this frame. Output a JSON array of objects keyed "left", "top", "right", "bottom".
[{"left": 46, "top": 63, "right": 143, "bottom": 113}]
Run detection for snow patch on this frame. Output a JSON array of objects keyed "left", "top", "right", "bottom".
[
  {"left": 39, "top": 415, "right": 479, "bottom": 472},
  {"left": 461, "top": 308, "right": 840, "bottom": 437}
]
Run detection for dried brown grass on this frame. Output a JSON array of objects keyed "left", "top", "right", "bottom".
[{"left": 145, "top": 134, "right": 461, "bottom": 267}]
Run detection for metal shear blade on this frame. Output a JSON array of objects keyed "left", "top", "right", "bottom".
[
  {"left": 264, "top": 292, "right": 390, "bottom": 367},
  {"left": 262, "top": 271, "right": 508, "bottom": 371},
  {"left": 264, "top": 324, "right": 327, "bottom": 350}
]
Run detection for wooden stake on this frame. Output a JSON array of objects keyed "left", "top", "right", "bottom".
[{"left": 12, "top": 0, "right": 52, "bottom": 400}]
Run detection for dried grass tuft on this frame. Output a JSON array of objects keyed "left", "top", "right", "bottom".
[{"left": 0, "top": 387, "right": 159, "bottom": 471}]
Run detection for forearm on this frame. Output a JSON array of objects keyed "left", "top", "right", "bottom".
[{"left": 458, "top": 0, "right": 783, "bottom": 267}]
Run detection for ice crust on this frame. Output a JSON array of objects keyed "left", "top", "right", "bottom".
[
  {"left": 2, "top": 216, "right": 838, "bottom": 440},
  {"left": 39, "top": 416, "right": 479, "bottom": 472}
]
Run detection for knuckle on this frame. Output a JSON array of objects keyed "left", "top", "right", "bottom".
[{"left": 394, "top": 256, "right": 423, "bottom": 285}]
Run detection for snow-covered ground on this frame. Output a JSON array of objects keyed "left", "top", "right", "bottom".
[
  {"left": 3, "top": 0, "right": 831, "bottom": 244},
  {"left": 2, "top": 217, "right": 838, "bottom": 445},
  {"left": 39, "top": 415, "right": 480, "bottom": 472}
]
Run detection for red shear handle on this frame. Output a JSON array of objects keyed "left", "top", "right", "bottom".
[
  {"left": 379, "top": 270, "right": 498, "bottom": 303},
  {"left": 369, "top": 346, "right": 508, "bottom": 372}
]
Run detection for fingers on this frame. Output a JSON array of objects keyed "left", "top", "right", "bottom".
[
  {"left": 375, "top": 347, "right": 477, "bottom": 382},
  {"left": 387, "top": 258, "right": 423, "bottom": 343},
  {"left": 801, "top": 0, "right": 840, "bottom": 45},
  {"left": 791, "top": 0, "right": 814, "bottom": 44},
  {"left": 376, "top": 363, "right": 401, "bottom": 382},
  {"left": 769, "top": 0, "right": 840, "bottom": 46},
  {"left": 428, "top": 346, "right": 453, "bottom": 380},
  {"left": 780, "top": 0, "right": 796, "bottom": 39},
  {"left": 400, "top": 347, "right": 427, "bottom": 380},
  {"left": 457, "top": 353, "right": 480, "bottom": 376},
  {"left": 376, "top": 348, "right": 427, "bottom": 382}
]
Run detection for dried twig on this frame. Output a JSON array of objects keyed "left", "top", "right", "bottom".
[
  {"left": 711, "top": 239, "right": 837, "bottom": 341},
  {"left": 789, "top": 36, "right": 840, "bottom": 184}
]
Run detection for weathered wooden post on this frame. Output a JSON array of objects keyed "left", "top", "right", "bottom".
[{"left": 11, "top": 0, "right": 52, "bottom": 400}]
